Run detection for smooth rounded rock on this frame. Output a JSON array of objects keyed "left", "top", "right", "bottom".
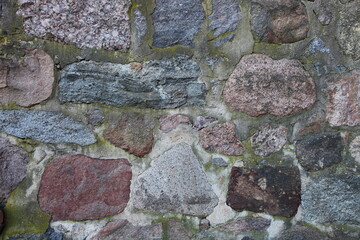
[
  {"left": 223, "top": 54, "right": 316, "bottom": 117},
  {"left": 38, "top": 154, "right": 132, "bottom": 221}
]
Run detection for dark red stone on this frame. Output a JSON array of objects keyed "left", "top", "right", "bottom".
[
  {"left": 226, "top": 166, "right": 301, "bottom": 217},
  {"left": 38, "top": 154, "right": 132, "bottom": 221},
  {"left": 104, "top": 112, "right": 155, "bottom": 157}
]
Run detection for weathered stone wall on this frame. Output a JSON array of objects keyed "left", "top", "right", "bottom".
[{"left": 0, "top": 0, "right": 360, "bottom": 239}]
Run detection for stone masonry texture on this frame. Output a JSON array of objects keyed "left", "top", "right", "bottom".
[
  {"left": 223, "top": 54, "right": 316, "bottom": 116},
  {"left": 38, "top": 154, "right": 132, "bottom": 221},
  {"left": 59, "top": 55, "right": 206, "bottom": 109}
]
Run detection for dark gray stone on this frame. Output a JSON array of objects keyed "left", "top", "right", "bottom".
[
  {"left": 59, "top": 55, "right": 206, "bottom": 109},
  {"left": 278, "top": 226, "right": 328, "bottom": 240},
  {"left": 295, "top": 133, "right": 343, "bottom": 172},
  {"left": 86, "top": 109, "right": 104, "bottom": 126},
  {"left": 302, "top": 175, "right": 360, "bottom": 224},
  {"left": 8, "top": 228, "right": 63, "bottom": 240},
  {"left": 209, "top": 0, "right": 242, "bottom": 38},
  {"left": 152, "top": 0, "right": 205, "bottom": 47},
  {"left": 0, "top": 110, "right": 96, "bottom": 146},
  {"left": 211, "top": 158, "right": 228, "bottom": 167},
  {"left": 0, "top": 137, "right": 28, "bottom": 202}
]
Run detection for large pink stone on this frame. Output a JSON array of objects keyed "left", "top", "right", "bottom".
[
  {"left": 38, "top": 154, "right": 132, "bottom": 221},
  {"left": 326, "top": 70, "right": 360, "bottom": 126},
  {"left": 0, "top": 49, "right": 54, "bottom": 107},
  {"left": 223, "top": 54, "right": 316, "bottom": 117},
  {"left": 199, "top": 122, "right": 244, "bottom": 155}
]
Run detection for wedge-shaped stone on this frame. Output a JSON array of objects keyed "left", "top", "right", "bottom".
[{"left": 133, "top": 143, "right": 218, "bottom": 217}]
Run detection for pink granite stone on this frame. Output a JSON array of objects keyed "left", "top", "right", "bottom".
[
  {"left": 326, "top": 70, "right": 360, "bottom": 126},
  {"left": 223, "top": 54, "right": 316, "bottom": 116},
  {"left": 199, "top": 122, "right": 244, "bottom": 155},
  {"left": 160, "top": 114, "right": 191, "bottom": 132},
  {"left": 0, "top": 49, "right": 54, "bottom": 107},
  {"left": 38, "top": 154, "right": 132, "bottom": 221}
]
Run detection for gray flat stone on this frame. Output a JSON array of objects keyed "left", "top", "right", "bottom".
[
  {"left": 59, "top": 55, "right": 205, "bottom": 109},
  {"left": 0, "top": 110, "right": 96, "bottom": 146},
  {"left": 302, "top": 175, "right": 360, "bottom": 224},
  {"left": 152, "top": 0, "right": 205, "bottom": 47},
  {"left": 133, "top": 143, "right": 218, "bottom": 217}
]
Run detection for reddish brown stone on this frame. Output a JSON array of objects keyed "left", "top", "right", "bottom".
[
  {"left": 326, "top": 70, "right": 360, "bottom": 126},
  {"left": 226, "top": 166, "right": 301, "bottom": 217},
  {"left": 160, "top": 114, "right": 191, "bottom": 132},
  {"left": 199, "top": 122, "right": 244, "bottom": 156},
  {"left": 89, "top": 219, "right": 162, "bottom": 240},
  {"left": 0, "top": 49, "right": 54, "bottom": 107},
  {"left": 104, "top": 112, "right": 155, "bottom": 157},
  {"left": 251, "top": 0, "right": 309, "bottom": 43},
  {"left": 223, "top": 54, "right": 316, "bottom": 117},
  {"left": 38, "top": 154, "right": 132, "bottom": 221}
]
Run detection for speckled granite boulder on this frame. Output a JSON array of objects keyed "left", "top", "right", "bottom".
[
  {"left": 251, "top": 125, "right": 288, "bottom": 157},
  {"left": 223, "top": 54, "right": 316, "bottom": 117},
  {"left": 250, "top": 0, "right": 309, "bottom": 43},
  {"left": 0, "top": 137, "right": 28, "bottom": 202},
  {"left": 17, "top": 0, "right": 131, "bottom": 50},
  {"left": 133, "top": 143, "right": 218, "bottom": 217},
  {"left": 0, "top": 49, "right": 54, "bottom": 107},
  {"left": 38, "top": 154, "right": 132, "bottom": 221}
]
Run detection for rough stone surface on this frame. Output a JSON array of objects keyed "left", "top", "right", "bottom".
[
  {"left": 59, "top": 55, "right": 206, "bottom": 109},
  {"left": 169, "top": 220, "right": 192, "bottom": 240},
  {"left": 251, "top": 125, "right": 288, "bottom": 157},
  {"left": 350, "top": 136, "right": 360, "bottom": 164},
  {"left": 0, "top": 110, "right": 96, "bottom": 146},
  {"left": 211, "top": 158, "right": 228, "bottom": 167},
  {"left": 199, "top": 219, "right": 211, "bottom": 231},
  {"left": 302, "top": 175, "right": 360, "bottom": 224},
  {"left": 86, "top": 109, "right": 104, "bottom": 126},
  {"left": 160, "top": 114, "right": 191, "bottom": 132},
  {"left": 218, "top": 217, "right": 271, "bottom": 233},
  {"left": 103, "top": 112, "right": 154, "bottom": 157},
  {"left": 133, "top": 143, "right": 218, "bottom": 217},
  {"left": 89, "top": 219, "right": 162, "bottom": 240},
  {"left": 152, "top": 0, "right": 205, "bottom": 47},
  {"left": 295, "top": 132, "right": 343, "bottom": 171},
  {"left": 0, "top": 49, "right": 54, "bottom": 107},
  {"left": 200, "top": 122, "right": 244, "bottom": 156},
  {"left": 38, "top": 154, "right": 132, "bottom": 221},
  {"left": 209, "top": 0, "right": 242, "bottom": 38},
  {"left": 193, "top": 116, "right": 218, "bottom": 131},
  {"left": 278, "top": 226, "right": 328, "bottom": 240},
  {"left": 8, "top": 228, "right": 63, "bottom": 240},
  {"left": 227, "top": 166, "right": 301, "bottom": 217},
  {"left": 223, "top": 54, "right": 316, "bottom": 117},
  {"left": 336, "top": 8, "right": 360, "bottom": 60},
  {"left": 17, "top": 0, "right": 131, "bottom": 50},
  {"left": 0, "top": 137, "right": 28, "bottom": 202},
  {"left": 250, "top": 0, "right": 309, "bottom": 43},
  {"left": 326, "top": 70, "right": 360, "bottom": 126}
]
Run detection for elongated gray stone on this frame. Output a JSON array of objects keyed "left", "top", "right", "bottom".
[
  {"left": 302, "top": 175, "right": 360, "bottom": 224},
  {"left": 59, "top": 55, "right": 205, "bottom": 109},
  {"left": 152, "top": 0, "right": 205, "bottom": 47},
  {"left": 133, "top": 143, "right": 218, "bottom": 217},
  {"left": 0, "top": 110, "right": 96, "bottom": 146}
]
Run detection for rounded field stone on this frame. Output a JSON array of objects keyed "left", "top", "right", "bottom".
[
  {"left": 38, "top": 154, "right": 132, "bottom": 221},
  {"left": 223, "top": 54, "right": 316, "bottom": 117}
]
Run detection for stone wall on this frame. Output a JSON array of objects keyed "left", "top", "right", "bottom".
[{"left": 0, "top": 0, "right": 360, "bottom": 239}]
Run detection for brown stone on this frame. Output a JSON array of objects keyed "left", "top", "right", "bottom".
[
  {"left": 104, "top": 112, "right": 155, "bottom": 157},
  {"left": 326, "top": 70, "right": 360, "bottom": 126},
  {"left": 0, "top": 137, "right": 28, "bottom": 202},
  {"left": 226, "top": 166, "right": 301, "bottom": 217},
  {"left": 38, "top": 154, "right": 132, "bottom": 221},
  {"left": 218, "top": 217, "right": 271, "bottom": 233},
  {"left": 89, "top": 219, "right": 162, "bottom": 240},
  {"left": 251, "top": 0, "right": 309, "bottom": 43},
  {"left": 223, "top": 54, "right": 316, "bottom": 117},
  {"left": 199, "top": 122, "right": 244, "bottom": 156},
  {"left": 0, "top": 49, "right": 54, "bottom": 107},
  {"left": 160, "top": 114, "right": 191, "bottom": 132}
]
